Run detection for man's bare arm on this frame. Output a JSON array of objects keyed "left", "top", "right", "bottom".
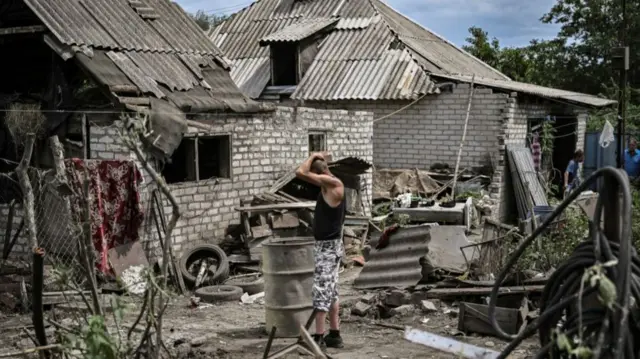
[{"left": 295, "top": 153, "right": 341, "bottom": 188}]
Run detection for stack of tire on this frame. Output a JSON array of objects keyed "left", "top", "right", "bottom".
[{"left": 179, "top": 244, "right": 263, "bottom": 303}]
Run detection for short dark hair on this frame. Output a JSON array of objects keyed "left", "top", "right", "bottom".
[
  {"left": 311, "top": 158, "right": 328, "bottom": 174},
  {"left": 574, "top": 149, "right": 584, "bottom": 159}
]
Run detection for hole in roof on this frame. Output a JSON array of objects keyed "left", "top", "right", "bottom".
[{"left": 128, "top": 0, "right": 159, "bottom": 20}]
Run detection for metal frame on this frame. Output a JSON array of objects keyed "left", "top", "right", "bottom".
[{"left": 263, "top": 309, "right": 334, "bottom": 359}]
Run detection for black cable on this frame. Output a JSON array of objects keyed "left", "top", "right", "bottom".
[{"left": 488, "top": 167, "right": 638, "bottom": 358}]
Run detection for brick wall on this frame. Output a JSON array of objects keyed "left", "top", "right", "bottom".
[
  {"left": 0, "top": 107, "right": 374, "bottom": 261},
  {"left": 305, "top": 84, "right": 507, "bottom": 170},
  {"left": 299, "top": 85, "right": 589, "bottom": 222}
]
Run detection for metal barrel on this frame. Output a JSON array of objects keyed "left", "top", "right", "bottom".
[{"left": 261, "top": 237, "right": 315, "bottom": 337}]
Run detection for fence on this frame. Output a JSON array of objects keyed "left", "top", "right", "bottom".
[{"left": 583, "top": 132, "right": 638, "bottom": 190}]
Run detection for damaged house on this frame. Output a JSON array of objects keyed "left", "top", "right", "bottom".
[
  {"left": 0, "top": 0, "right": 374, "bottom": 264},
  {"left": 210, "top": 0, "right": 616, "bottom": 221}
]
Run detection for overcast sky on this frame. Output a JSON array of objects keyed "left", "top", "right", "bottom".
[{"left": 175, "top": 0, "right": 561, "bottom": 48}]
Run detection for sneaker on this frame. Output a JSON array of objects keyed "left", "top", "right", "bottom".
[
  {"left": 324, "top": 330, "right": 344, "bottom": 348},
  {"left": 313, "top": 334, "right": 327, "bottom": 351}
]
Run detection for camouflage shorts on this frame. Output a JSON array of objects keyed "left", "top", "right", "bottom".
[{"left": 312, "top": 239, "right": 344, "bottom": 312}]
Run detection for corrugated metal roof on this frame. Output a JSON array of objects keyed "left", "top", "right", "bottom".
[
  {"left": 259, "top": 17, "right": 339, "bottom": 45},
  {"left": 23, "top": 0, "right": 221, "bottom": 55},
  {"left": 212, "top": 0, "right": 435, "bottom": 100},
  {"left": 29, "top": 0, "right": 266, "bottom": 113},
  {"left": 353, "top": 224, "right": 433, "bottom": 289},
  {"left": 433, "top": 74, "right": 616, "bottom": 108},
  {"left": 370, "top": 0, "right": 509, "bottom": 81}
]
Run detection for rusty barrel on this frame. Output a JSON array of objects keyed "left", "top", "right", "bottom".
[{"left": 261, "top": 237, "right": 315, "bottom": 337}]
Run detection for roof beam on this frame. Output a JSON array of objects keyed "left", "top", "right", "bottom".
[{"left": 0, "top": 25, "right": 46, "bottom": 36}]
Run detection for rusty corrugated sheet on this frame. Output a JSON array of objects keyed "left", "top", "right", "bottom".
[
  {"left": 353, "top": 224, "right": 433, "bottom": 289},
  {"left": 433, "top": 74, "right": 616, "bottom": 108},
  {"left": 259, "top": 18, "right": 338, "bottom": 45}
]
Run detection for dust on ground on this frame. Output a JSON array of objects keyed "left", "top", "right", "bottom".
[
  {"left": 0, "top": 267, "right": 539, "bottom": 358},
  {"left": 160, "top": 268, "right": 538, "bottom": 358}
]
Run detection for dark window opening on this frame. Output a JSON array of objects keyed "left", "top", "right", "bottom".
[
  {"left": 271, "top": 43, "right": 298, "bottom": 86},
  {"left": 309, "top": 132, "right": 326, "bottom": 154},
  {"left": 162, "top": 135, "right": 231, "bottom": 184}
]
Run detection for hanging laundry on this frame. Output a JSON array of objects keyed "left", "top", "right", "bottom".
[
  {"left": 64, "top": 159, "right": 144, "bottom": 274},
  {"left": 599, "top": 119, "right": 615, "bottom": 148},
  {"left": 531, "top": 133, "right": 542, "bottom": 171}
]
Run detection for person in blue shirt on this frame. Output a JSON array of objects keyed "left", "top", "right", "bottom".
[
  {"left": 624, "top": 138, "right": 640, "bottom": 180},
  {"left": 564, "top": 150, "right": 584, "bottom": 196}
]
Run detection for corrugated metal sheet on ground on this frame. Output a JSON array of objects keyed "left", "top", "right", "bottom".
[
  {"left": 354, "top": 224, "right": 434, "bottom": 289},
  {"left": 23, "top": 0, "right": 222, "bottom": 55},
  {"left": 433, "top": 74, "right": 616, "bottom": 108},
  {"left": 259, "top": 17, "right": 339, "bottom": 44}
]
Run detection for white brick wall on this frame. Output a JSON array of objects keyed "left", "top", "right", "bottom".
[
  {"left": 0, "top": 107, "right": 374, "bottom": 261},
  {"left": 298, "top": 86, "right": 588, "bottom": 222}
]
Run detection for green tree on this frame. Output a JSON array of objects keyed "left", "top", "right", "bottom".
[
  {"left": 190, "top": 10, "right": 229, "bottom": 32},
  {"left": 541, "top": 0, "right": 640, "bottom": 103},
  {"left": 462, "top": 26, "right": 533, "bottom": 82}
]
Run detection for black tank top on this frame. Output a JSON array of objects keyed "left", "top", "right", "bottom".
[{"left": 313, "top": 191, "right": 346, "bottom": 241}]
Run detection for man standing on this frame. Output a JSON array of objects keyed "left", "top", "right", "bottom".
[
  {"left": 624, "top": 138, "right": 640, "bottom": 181},
  {"left": 295, "top": 153, "right": 345, "bottom": 350},
  {"left": 564, "top": 150, "right": 584, "bottom": 196}
]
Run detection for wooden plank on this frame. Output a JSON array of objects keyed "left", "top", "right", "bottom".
[
  {"left": 458, "top": 302, "right": 520, "bottom": 336},
  {"left": 235, "top": 202, "right": 315, "bottom": 212},
  {"left": 425, "top": 285, "right": 544, "bottom": 299},
  {"left": 270, "top": 212, "right": 300, "bottom": 229},
  {"left": 251, "top": 225, "right": 272, "bottom": 239},
  {"left": 0, "top": 25, "right": 45, "bottom": 35}
]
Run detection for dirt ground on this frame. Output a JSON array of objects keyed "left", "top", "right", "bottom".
[
  {"left": 0, "top": 267, "right": 540, "bottom": 358},
  {"left": 159, "top": 268, "right": 539, "bottom": 358}
]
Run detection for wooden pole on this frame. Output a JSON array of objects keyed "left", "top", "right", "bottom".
[{"left": 450, "top": 75, "right": 476, "bottom": 201}]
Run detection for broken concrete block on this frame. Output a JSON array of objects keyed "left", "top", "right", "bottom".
[
  {"left": 361, "top": 293, "right": 377, "bottom": 304},
  {"left": 420, "top": 300, "right": 438, "bottom": 313},
  {"left": 351, "top": 301, "right": 372, "bottom": 316},
  {"left": 390, "top": 304, "right": 415, "bottom": 317},
  {"left": 384, "top": 290, "right": 409, "bottom": 308}
]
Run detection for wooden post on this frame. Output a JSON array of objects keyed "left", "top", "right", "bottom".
[
  {"left": 450, "top": 75, "right": 476, "bottom": 201},
  {"left": 16, "top": 134, "right": 37, "bottom": 250}
]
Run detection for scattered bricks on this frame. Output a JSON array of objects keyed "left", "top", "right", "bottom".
[
  {"left": 390, "top": 304, "right": 415, "bottom": 317},
  {"left": 420, "top": 300, "right": 438, "bottom": 313},
  {"left": 361, "top": 293, "right": 377, "bottom": 304},
  {"left": 351, "top": 301, "right": 373, "bottom": 316},
  {"left": 384, "top": 290, "right": 410, "bottom": 308}
]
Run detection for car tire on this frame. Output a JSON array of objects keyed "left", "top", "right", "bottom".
[
  {"left": 180, "top": 244, "right": 230, "bottom": 287},
  {"left": 224, "top": 274, "right": 264, "bottom": 295},
  {"left": 194, "top": 285, "right": 243, "bottom": 303}
]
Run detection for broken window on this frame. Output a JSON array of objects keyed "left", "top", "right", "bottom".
[
  {"left": 162, "top": 135, "right": 231, "bottom": 184},
  {"left": 308, "top": 132, "right": 326, "bottom": 154},
  {"left": 271, "top": 43, "right": 298, "bottom": 86}
]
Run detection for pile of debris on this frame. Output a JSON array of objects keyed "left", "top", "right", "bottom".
[{"left": 372, "top": 167, "right": 493, "bottom": 232}]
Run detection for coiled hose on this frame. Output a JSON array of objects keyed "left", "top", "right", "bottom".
[{"left": 488, "top": 167, "right": 639, "bottom": 358}]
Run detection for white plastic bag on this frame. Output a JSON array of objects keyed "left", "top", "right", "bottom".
[{"left": 599, "top": 119, "right": 615, "bottom": 148}]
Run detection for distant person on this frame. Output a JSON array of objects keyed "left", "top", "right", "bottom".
[
  {"left": 624, "top": 138, "right": 640, "bottom": 180},
  {"left": 564, "top": 150, "right": 584, "bottom": 196},
  {"left": 295, "top": 153, "right": 345, "bottom": 350}
]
